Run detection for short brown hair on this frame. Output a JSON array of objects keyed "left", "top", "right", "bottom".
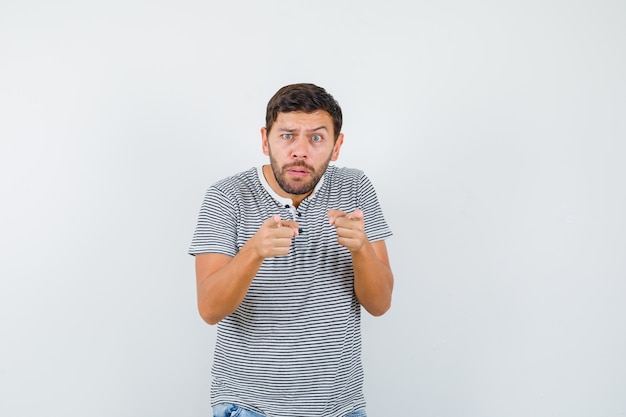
[{"left": 265, "top": 83, "right": 343, "bottom": 140}]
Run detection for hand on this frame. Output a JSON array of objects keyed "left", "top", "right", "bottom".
[
  {"left": 328, "top": 209, "right": 366, "bottom": 253},
  {"left": 251, "top": 215, "right": 299, "bottom": 258}
]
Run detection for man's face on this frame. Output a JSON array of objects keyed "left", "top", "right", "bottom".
[{"left": 262, "top": 110, "right": 343, "bottom": 197}]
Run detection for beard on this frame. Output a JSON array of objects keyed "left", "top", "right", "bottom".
[{"left": 270, "top": 156, "right": 330, "bottom": 196}]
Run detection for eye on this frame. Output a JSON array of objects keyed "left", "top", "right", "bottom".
[
  {"left": 282, "top": 133, "right": 293, "bottom": 140},
  {"left": 311, "top": 134, "right": 322, "bottom": 142}
]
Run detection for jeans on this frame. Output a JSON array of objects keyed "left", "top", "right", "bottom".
[{"left": 213, "top": 403, "right": 367, "bottom": 417}]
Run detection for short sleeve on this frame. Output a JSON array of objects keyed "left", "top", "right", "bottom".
[
  {"left": 358, "top": 173, "right": 393, "bottom": 242},
  {"left": 188, "top": 186, "right": 239, "bottom": 257}
]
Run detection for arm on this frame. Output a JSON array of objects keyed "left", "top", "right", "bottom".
[
  {"left": 352, "top": 239, "right": 393, "bottom": 316},
  {"left": 328, "top": 210, "right": 394, "bottom": 316},
  {"left": 195, "top": 215, "right": 299, "bottom": 325}
]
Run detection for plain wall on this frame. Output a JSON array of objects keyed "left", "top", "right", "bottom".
[{"left": 1, "top": 1, "right": 624, "bottom": 416}]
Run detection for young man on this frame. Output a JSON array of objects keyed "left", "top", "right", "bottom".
[{"left": 189, "top": 83, "right": 393, "bottom": 417}]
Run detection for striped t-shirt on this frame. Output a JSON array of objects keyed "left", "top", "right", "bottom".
[{"left": 189, "top": 165, "right": 392, "bottom": 417}]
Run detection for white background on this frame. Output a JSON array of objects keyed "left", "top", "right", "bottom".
[{"left": 1, "top": 1, "right": 625, "bottom": 416}]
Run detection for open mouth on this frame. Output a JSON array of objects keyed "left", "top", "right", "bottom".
[
  {"left": 285, "top": 164, "right": 312, "bottom": 178},
  {"left": 287, "top": 168, "right": 309, "bottom": 177}
]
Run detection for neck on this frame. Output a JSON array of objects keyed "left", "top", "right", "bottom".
[{"left": 261, "top": 165, "right": 311, "bottom": 208}]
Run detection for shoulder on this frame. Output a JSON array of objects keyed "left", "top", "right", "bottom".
[
  {"left": 324, "top": 165, "right": 380, "bottom": 192},
  {"left": 324, "top": 165, "right": 366, "bottom": 183},
  {"left": 209, "top": 167, "right": 259, "bottom": 194},
  {"left": 198, "top": 168, "right": 261, "bottom": 211},
  {"left": 212, "top": 167, "right": 257, "bottom": 187}
]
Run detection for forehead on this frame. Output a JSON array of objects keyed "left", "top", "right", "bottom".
[{"left": 273, "top": 110, "right": 334, "bottom": 133}]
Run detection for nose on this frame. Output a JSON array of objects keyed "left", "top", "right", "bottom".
[{"left": 290, "top": 135, "right": 308, "bottom": 159}]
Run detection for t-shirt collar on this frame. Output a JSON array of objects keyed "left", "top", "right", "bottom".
[{"left": 256, "top": 165, "right": 324, "bottom": 207}]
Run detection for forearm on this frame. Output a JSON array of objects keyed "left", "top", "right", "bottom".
[
  {"left": 196, "top": 244, "right": 264, "bottom": 325},
  {"left": 351, "top": 241, "right": 394, "bottom": 316},
  {"left": 196, "top": 216, "right": 299, "bottom": 325}
]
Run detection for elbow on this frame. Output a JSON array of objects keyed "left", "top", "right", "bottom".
[
  {"left": 365, "top": 299, "right": 392, "bottom": 317},
  {"left": 359, "top": 290, "right": 392, "bottom": 316},
  {"left": 357, "top": 275, "right": 393, "bottom": 317},
  {"left": 198, "top": 306, "right": 223, "bottom": 326},
  {"left": 201, "top": 316, "right": 221, "bottom": 326}
]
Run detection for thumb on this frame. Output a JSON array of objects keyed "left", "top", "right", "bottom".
[
  {"left": 267, "top": 214, "right": 282, "bottom": 227},
  {"left": 347, "top": 209, "right": 364, "bottom": 221}
]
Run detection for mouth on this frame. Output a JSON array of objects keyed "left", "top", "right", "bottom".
[{"left": 285, "top": 164, "right": 312, "bottom": 178}]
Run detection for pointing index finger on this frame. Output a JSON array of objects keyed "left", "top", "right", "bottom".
[
  {"left": 327, "top": 209, "right": 346, "bottom": 225},
  {"left": 279, "top": 219, "right": 300, "bottom": 236}
]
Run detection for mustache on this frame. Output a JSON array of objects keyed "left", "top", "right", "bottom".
[{"left": 284, "top": 161, "right": 315, "bottom": 172}]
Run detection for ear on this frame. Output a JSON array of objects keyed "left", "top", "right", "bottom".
[
  {"left": 261, "top": 127, "right": 269, "bottom": 156},
  {"left": 330, "top": 133, "right": 344, "bottom": 161}
]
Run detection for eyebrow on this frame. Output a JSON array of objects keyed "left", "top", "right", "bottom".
[{"left": 278, "top": 126, "right": 329, "bottom": 133}]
